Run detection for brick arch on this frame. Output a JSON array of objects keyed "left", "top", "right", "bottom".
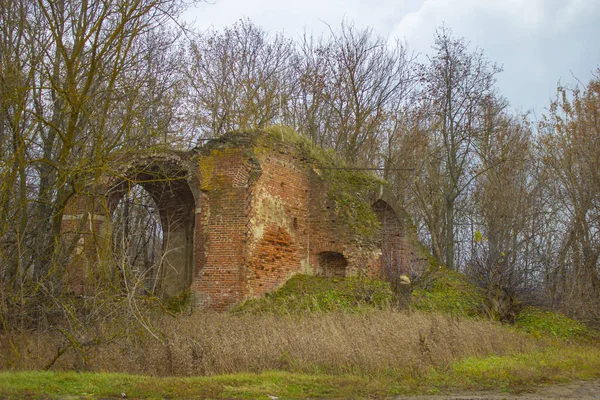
[
  {"left": 108, "top": 161, "right": 197, "bottom": 296},
  {"left": 62, "top": 154, "right": 200, "bottom": 297}
]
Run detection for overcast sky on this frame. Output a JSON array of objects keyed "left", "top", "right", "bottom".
[{"left": 184, "top": 0, "right": 600, "bottom": 120}]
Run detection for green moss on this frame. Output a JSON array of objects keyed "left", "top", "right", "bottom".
[
  {"left": 200, "top": 127, "right": 385, "bottom": 241},
  {"left": 263, "top": 125, "right": 383, "bottom": 240},
  {"left": 323, "top": 168, "right": 382, "bottom": 239},
  {"left": 232, "top": 274, "right": 392, "bottom": 315},
  {"left": 412, "top": 268, "right": 485, "bottom": 318},
  {"left": 263, "top": 125, "right": 308, "bottom": 144},
  {"left": 198, "top": 155, "right": 216, "bottom": 191},
  {"left": 515, "top": 307, "right": 592, "bottom": 340}
]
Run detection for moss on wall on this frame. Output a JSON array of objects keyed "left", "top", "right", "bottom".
[
  {"left": 198, "top": 155, "right": 215, "bottom": 191},
  {"left": 197, "top": 127, "right": 386, "bottom": 243},
  {"left": 261, "top": 126, "right": 383, "bottom": 241}
]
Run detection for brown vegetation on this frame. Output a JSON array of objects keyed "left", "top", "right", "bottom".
[{"left": 0, "top": 311, "right": 536, "bottom": 376}]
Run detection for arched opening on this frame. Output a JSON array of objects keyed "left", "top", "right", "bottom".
[
  {"left": 112, "top": 185, "right": 164, "bottom": 292},
  {"left": 372, "top": 200, "right": 404, "bottom": 280},
  {"left": 317, "top": 251, "right": 347, "bottom": 278},
  {"left": 108, "top": 160, "right": 196, "bottom": 297}
]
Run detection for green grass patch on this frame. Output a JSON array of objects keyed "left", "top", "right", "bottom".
[
  {"left": 2, "top": 343, "right": 600, "bottom": 399},
  {"left": 438, "top": 344, "right": 600, "bottom": 391},
  {"left": 515, "top": 306, "right": 593, "bottom": 340},
  {"left": 0, "top": 370, "right": 392, "bottom": 399},
  {"left": 412, "top": 268, "right": 485, "bottom": 318},
  {"left": 232, "top": 274, "right": 392, "bottom": 314}
]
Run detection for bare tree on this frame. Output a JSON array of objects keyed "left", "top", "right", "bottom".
[
  {"left": 187, "top": 19, "right": 296, "bottom": 137},
  {"left": 414, "top": 26, "right": 502, "bottom": 270},
  {"left": 467, "top": 111, "right": 540, "bottom": 320},
  {"left": 539, "top": 73, "right": 600, "bottom": 323},
  {"left": 0, "top": 0, "right": 195, "bottom": 337},
  {"left": 290, "top": 22, "right": 415, "bottom": 166}
]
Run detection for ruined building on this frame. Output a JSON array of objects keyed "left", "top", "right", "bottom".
[{"left": 62, "top": 129, "right": 428, "bottom": 310}]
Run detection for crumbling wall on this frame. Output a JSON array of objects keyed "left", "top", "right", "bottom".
[
  {"left": 190, "top": 145, "right": 257, "bottom": 310},
  {"left": 61, "top": 151, "right": 199, "bottom": 297},
  {"left": 246, "top": 139, "right": 308, "bottom": 297},
  {"left": 62, "top": 130, "right": 430, "bottom": 311}
]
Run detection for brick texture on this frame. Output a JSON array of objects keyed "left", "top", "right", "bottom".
[{"left": 62, "top": 132, "right": 429, "bottom": 311}]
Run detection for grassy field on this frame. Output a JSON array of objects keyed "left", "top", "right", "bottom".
[
  {"left": 1, "top": 344, "right": 600, "bottom": 399},
  {"left": 1, "top": 274, "right": 598, "bottom": 399}
]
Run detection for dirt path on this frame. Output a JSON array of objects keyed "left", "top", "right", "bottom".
[{"left": 395, "top": 379, "right": 600, "bottom": 399}]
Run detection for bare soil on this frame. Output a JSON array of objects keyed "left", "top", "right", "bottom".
[{"left": 396, "top": 379, "right": 600, "bottom": 399}]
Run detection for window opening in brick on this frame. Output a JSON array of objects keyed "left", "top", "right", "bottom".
[{"left": 317, "top": 251, "right": 347, "bottom": 277}]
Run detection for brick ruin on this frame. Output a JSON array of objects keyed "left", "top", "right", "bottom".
[{"left": 62, "top": 130, "right": 428, "bottom": 311}]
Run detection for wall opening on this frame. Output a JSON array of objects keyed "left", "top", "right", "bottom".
[
  {"left": 372, "top": 200, "right": 404, "bottom": 280},
  {"left": 112, "top": 184, "right": 164, "bottom": 292},
  {"left": 317, "top": 251, "right": 347, "bottom": 278},
  {"left": 108, "top": 161, "right": 196, "bottom": 297}
]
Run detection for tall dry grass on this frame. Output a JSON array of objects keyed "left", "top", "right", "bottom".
[{"left": 0, "top": 310, "right": 538, "bottom": 376}]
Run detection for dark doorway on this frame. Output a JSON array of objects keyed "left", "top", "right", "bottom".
[{"left": 317, "top": 251, "right": 347, "bottom": 278}]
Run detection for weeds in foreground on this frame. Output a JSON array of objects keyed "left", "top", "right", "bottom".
[
  {"left": 1, "top": 344, "right": 599, "bottom": 399},
  {"left": 0, "top": 310, "right": 536, "bottom": 376},
  {"left": 1, "top": 275, "right": 599, "bottom": 398},
  {"left": 2, "top": 274, "right": 593, "bottom": 377}
]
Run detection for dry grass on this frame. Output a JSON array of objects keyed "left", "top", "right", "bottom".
[{"left": 0, "top": 310, "right": 537, "bottom": 376}]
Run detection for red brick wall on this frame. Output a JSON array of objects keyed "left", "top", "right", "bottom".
[
  {"left": 244, "top": 138, "right": 382, "bottom": 298},
  {"left": 247, "top": 224, "right": 299, "bottom": 295},
  {"left": 317, "top": 251, "right": 348, "bottom": 277},
  {"left": 373, "top": 199, "right": 405, "bottom": 279},
  {"left": 177, "top": 136, "right": 400, "bottom": 308},
  {"left": 244, "top": 141, "right": 309, "bottom": 297},
  {"left": 373, "top": 199, "right": 430, "bottom": 279},
  {"left": 191, "top": 147, "right": 251, "bottom": 311},
  {"left": 61, "top": 134, "right": 430, "bottom": 311}
]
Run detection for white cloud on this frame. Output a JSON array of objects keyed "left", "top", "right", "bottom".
[
  {"left": 185, "top": 0, "right": 421, "bottom": 38},
  {"left": 388, "top": 0, "right": 600, "bottom": 116},
  {"left": 184, "top": 0, "right": 600, "bottom": 117}
]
